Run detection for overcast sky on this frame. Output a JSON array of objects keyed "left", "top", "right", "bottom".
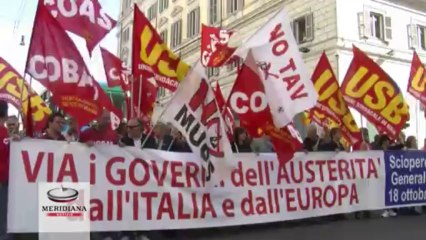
[{"left": 0, "top": 0, "right": 120, "bottom": 115}]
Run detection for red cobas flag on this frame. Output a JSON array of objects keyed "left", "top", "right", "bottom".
[
  {"left": 228, "top": 51, "right": 302, "bottom": 164},
  {"left": 132, "top": 5, "right": 189, "bottom": 91},
  {"left": 407, "top": 51, "right": 426, "bottom": 106},
  {"left": 100, "top": 47, "right": 130, "bottom": 91},
  {"left": 341, "top": 46, "right": 409, "bottom": 140},
  {"left": 201, "top": 25, "right": 236, "bottom": 67},
  {"left": 26, "top": 3, "right": 122, "bottom": 127},
  {"left": 43, "top": 0, "right": 117, "bottom": 54}
]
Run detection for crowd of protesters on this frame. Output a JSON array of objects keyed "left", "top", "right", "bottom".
[{"left": 1, "top": 100, "right": 426, "bottom": 240}]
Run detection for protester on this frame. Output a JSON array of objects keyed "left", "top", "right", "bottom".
[
  {"left": 388, "top": 132, "right": 406, "bottom": 150},
  {"left": 353, "top": 128, "right": 370, "bottom": 151},
  {"left": 303, "top": 124, "right": 319, "bottom": 152},
  {"left": 79, "top": 110, "right": 119, "bottom": 145},
  {"left": 405, "top": 136, "right": 417, "bottom": 150},
  {"left": 0, "top": 101, "right": 12, "bottom": 240},
  {"left": 63, "top": 116, "right": 79, "bottom": 142},
  {"left": 231, "top": 127, "right": 252, "bottom": 153},
  {"left": 143, "top": 122, "right": 174, "bottom": 150},
  {"left": 354, "top": 128, "right": 371, "bottom": 219},
  {"left": 116, "top": 121, "right": 128, "bottom": 139},
  {"left": 6, "top": 115, "right": 19, "bottom": 136},
  {"left": 251, "top": 135, "right": 274, "bottom": 153},
  {"left": 40, "top": 113, "right": 66, "bottom": 141},
  {"left": 318, "top": 127, "right": 345, "bottom": 151},
  {"left": 169, "top": 127, "right": 191, "bottom": 152},
  {"left": 120, "top": 118, "right": 145, "bottom": 148}
]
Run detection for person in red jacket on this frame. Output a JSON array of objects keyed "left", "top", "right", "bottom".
[
  {"left": 79, "top": 109, "right": 119, "bottom": 146},
  {"left": 0, "top": 101, "right": 12, "bottom": 240}
]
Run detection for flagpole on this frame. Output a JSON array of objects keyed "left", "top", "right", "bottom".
[
  {"left": 137, "top": 75, "right": 143, "bottom": 119},
  {"left": 416, "top": 100, "right": 419, "bottom": 143},
  {"left": 130, "top": 75, "right": 134, "bottom": 118}
]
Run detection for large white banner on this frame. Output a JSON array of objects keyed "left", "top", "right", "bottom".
[{"left": 8, "top": 140, "right": 426, "bottom": 232}]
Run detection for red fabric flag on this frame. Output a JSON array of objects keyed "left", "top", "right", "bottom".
[
  {"left": 132, "top": 5, "right": 189, "bottom": 91},
  {"left": 100, "top": 47, "right": 130, "bottom": 91},
  {"left": 43, "top": 0, "right": 117, "bottom": 54},
  {"left": 228, "top": 51, "right": 302, "bottom": 164},
  {"left": 341, "top": 46, "right": 409, "bottom": 140},
  {"left": 310, "top": 52, "right": 362, "bottom": 146},
  {"left": 0, "top": 56, "right": 51, "bottom": 134},
  {"left": 26, "top": 3, "right": 122, "bottom": 128},
  {"left": 201, "top": 25, "right": 236, "bottom": 67},
  {"left": 407, "top": 51, "right": 426, "bottom": 106},
  {"left": 131, "top": 75, "right": 157, "bottom": 123}
]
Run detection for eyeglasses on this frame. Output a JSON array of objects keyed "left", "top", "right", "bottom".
[{"left": 127, "top": 125, "right": 140, "bottom": 129}]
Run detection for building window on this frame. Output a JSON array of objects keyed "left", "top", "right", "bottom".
[
  {"left": 206, "top": 68, "right": 220, "bottom": 78},
  {"left": 187, "top": 7, "right": 200, "bottom": 38},
  {"left": 171, "top": 20, "right": 182, "bottom": 48},
  {"left": 160, "top": 29, "right": 168, "bottom": 46},
  {"left": 419, "top": 25, "right": 426, "bottom": 50},
  {"left": 209, "top": 0, "right": 219, "bottom": 24},
  {"left": 227, "top": 0, "right": 244, "bottom": 16},
  {"left": 148, "top": 3, "right": 157, "bottom": 20},
  {"left": 292, "top": 13, "right": 314, "bottom": 44},
  {"left": 159, "top": 0, "right": 169, "bottom": 13},
  {"left": 122, "top": 28, "right": 130, "bottom": 43},
  {"left": 358, "top": 10, "right": 391, "bottom": 42}
]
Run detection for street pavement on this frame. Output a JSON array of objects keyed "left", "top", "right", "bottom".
[{"left": 167, "top": 212, "right": 426, "bottom": 240}]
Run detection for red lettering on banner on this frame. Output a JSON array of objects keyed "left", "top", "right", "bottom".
[
  {"left": 286, "top": 184, "right": 359, "bottom": 212},
  {"left": 170, "top": 161, "right": 184, "bottom": 188},
  {"left": 22, "top": 151, "right": 78, "bottom": 182},
  {"left": 157, "top": 192, "right": 174, "bottom": 220},
  {"left": 186, "top": 162, "right": 201, "bottom": 188},
  {"left": 222, "top": 199, "right": 235, "bottom": 217},
  {"left": 129, "top": 158, "right": 150, "bottom": 186},
  {"left": 151, "top": 160, "right": 168, "bottom": 186},
  {"left": 56, "top": 153, "right": 78, "bottom": 182},
  {"left": 90, "top": 199, "right": 103, "bottom": 221},
  {"left": 201, "top": 194, "right": 217, "bottom": 218},
  {"left": 231, "top": 161, "right": 273, "bottom": 187},
  {"left": 141, "top": 192, "right": 158, "bottom": 220},
  {"left": 106, "top": 157, "right": 125, "bottom": 185},
  {"left": 241, "top": 190, "right": 280, "bottom": 215},
  {"left": 178, "top": 193, "right": 191, "bottom": 219}
]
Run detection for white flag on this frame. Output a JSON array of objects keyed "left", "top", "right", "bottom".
[
  {"left": 161, "top": 62, "right": 235, "bottom": 184},
  {"left": 235, "top": 8, "right": 318, "bottom": 128}
]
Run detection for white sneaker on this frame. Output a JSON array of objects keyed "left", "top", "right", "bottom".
[
  {"left": 389, "top": 210, "right": 397, "bottom": 217},
  {"left": 381, "top": 210, "right": 390, "bottom": 218}
]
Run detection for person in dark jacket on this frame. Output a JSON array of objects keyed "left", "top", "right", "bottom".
[
  {"left": 120, "top": 118, "right": 147, "bottom": 148},
  {"left": 169, "top": 127, "right": 191, "bottom": 152},
  {"left": 303, "top": 124, "right": 319, "bottom": 152},
  {"left": 232, "top": 127, "right": 252, "bottom": 152},
  {"left": 143, "top": 122, "right": 174, "bottom": 150}
]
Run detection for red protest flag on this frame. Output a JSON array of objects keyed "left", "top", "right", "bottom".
[
  {"left": 341, "top": 46, "right": 409, "bottom": 140},
  {"left": 228, "top": 51, "right": 302, "bottom": 164},
  {"left": 26, "top": 3, "right": 122, "bottom": 128},
  {"left": 0, "top": 57, "right": 51, "bottom": 134},
  {"left": 100, "top": 47, "right": 130, "bottom": 91},
  {"left": 310, "top": 52, "right": 362, "bottom": 146},
  {"left": 132, "top": 5, "right": 189, "bottom": 92},
  {"left": 43, "top": 0, "right": 117, "bottom": 54},
  {"left": 201, "top": 25, "right": 236, "bottom": 67},
  {"left": 131, "top": 75, "right": 157, "bottom": 123},
  {"left": 407, "top": 51, "right": 426, "bottom": 106}
]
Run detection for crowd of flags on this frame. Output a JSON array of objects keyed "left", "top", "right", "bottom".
[{"left": 0, "top": 0, "right": 425, "bottom": 183}]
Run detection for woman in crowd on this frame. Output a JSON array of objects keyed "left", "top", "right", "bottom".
[{"left": 232, "top": 127, "right": 252, "bottom": 153}]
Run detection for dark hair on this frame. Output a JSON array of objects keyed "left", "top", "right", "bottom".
[
  {"left": 0, "top": 101, "right": 8, "bottom": 119},
  {"left": 330, "top": 127, "right": 340, "bottom": 139},
  {"left": 44, "top": 112, "right": 64, "bottom": 130},
  {"left": 378, "top": 135, "right": 390, "bottom": 148},
  {"left": 233, "top": 127, "right": 247, "bottom": 144},
  {"left": 405, "top": 136, "right": 416, "bottom": 149}
]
